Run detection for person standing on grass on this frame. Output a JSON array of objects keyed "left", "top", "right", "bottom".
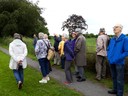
[
  {"left": 107, "top": 24, "right": 128, "bottom": 96},
  {"left": 53, "top": 33, "right": 61, "bottom": 65},
  {"left": 95, "top": 28, "right": 110, "bottom": 81},
  {"left": 74, "top": 28, "right": 86, "bottom": 82},
  {"left": 35, "top": 32, "right": 50, "bottom": 84},
  {"left": 58, "top": 34, "right": 65, "bottom": 69},
  {"left": 9, "top": 33, "right": 28, "bottom": 89},
  {"left": 33, "top": 34, "right": 38, "bottom": 48},
  {"left": 63, "top": 33, "right": 74, "bottom": 85}
]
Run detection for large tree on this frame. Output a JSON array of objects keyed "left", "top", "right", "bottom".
[
  {"left": 0, "top": 0, "right": 48, "bottom": 37},
  {"left": 62, "top": 14, "right": 88, "bottom": 34}
]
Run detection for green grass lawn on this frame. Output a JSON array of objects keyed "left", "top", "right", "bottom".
[
  {"left": 0, "top": 51, "right": 82, "bottom": 96},
  {"left": 86, "top": 38, "right": 96, "bottom": 53}
]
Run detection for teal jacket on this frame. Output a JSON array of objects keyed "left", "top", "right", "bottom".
[{"left": 107, "top": 34, "right": 128, "bottom": 65}]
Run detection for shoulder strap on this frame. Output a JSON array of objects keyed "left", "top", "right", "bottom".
[{"left": 42, "top": 39, "right": 49, "bottom": 49}]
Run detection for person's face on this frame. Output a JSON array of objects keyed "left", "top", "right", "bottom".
[
  {"left": 72, "top": 33, "right": 76, "bottom": 38},
  {"left": 113, "top": 26, "right": 122, "bottom": 34},
  {"left": 33, "top": 34, "right": 36, "bottom": 37},
  {"left": 61, "top": 36, "right": 65, "bottom": 41}
]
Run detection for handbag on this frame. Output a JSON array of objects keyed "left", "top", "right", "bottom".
[
  {"left": 47, "top": 47, "right": 55, "bottom": 60},
  {"left": 42, "top": 39, "right": 55, "bottom": 60}
]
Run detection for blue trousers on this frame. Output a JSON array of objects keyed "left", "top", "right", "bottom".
[
  {"left": 110, "top": 64, "right": 124, "bottom": 96},
  {"left": 38, "top": 58, "right": 49, "bottom": 77},
  {"left": 13, "top": 67, "right": 23, "bottom": 83}
]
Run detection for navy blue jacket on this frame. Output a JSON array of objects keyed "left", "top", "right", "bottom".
[
  {"left": 107, "top": 34, "right": 128, "bottom": 65},
  {"left": 54, "top": 36, "right": 61, "bottom": 52},
  {"left": 64, "top": 40, "right": 74, "bottom": 61}
]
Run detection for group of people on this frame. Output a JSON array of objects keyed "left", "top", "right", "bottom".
[
  {"left": 34, "top": 29, "right": 87, "bottom": 85},
  {"left": 95, "top": 24, "right": 128, "bottom": 96},
  {"left": 8, "top": 24, "right": 128, "bottom": 96}
]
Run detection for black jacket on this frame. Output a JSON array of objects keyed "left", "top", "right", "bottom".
[{"left": 54, "top": 36, "right": 61, "bottom": 52}]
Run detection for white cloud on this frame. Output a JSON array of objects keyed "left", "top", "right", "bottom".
[{"left": 32, "top": 0, "right": 128, "bottom": 35}]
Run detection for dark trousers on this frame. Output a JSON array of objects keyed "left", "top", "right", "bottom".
[
  {"left": 61, "top": 56, "right": 65, "bottom": 69},
  {"left": 48, "top": 60, "right": 52, "bottom": 72},
  {"left": 38, "top": 58, "right": 49, "bottom": 77},
  {"left": 64, "top": 60, "right": 73, "bottom": 82},
  {"left": 95, "top": 55, "right": 106, "bottom": 79},
  {"left": 13, "top": 67, "right": 23, "bottom": 83},
  {"left": 110, "top": 64, "right": 124, "bottom": 96},
  {"left": 77, "top": 66, "right": 85, "bottom": 79}
]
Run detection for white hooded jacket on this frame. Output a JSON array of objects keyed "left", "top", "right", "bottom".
[{"left": 9, "top": 39, "right": 28, "bottom": 69}]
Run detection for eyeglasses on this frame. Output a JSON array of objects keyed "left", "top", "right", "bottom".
[{"left": 113, "top": 26, "right": 120, "bottom": 29}]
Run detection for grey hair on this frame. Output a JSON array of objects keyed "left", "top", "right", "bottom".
[
  {"left": 14, "top": 33, "right": 21, "bottom": 39},
  {"left": 114, "top": 24, "right": 123, "bottom": 29},
  {"left": 38, "top": 32, "right": 44, "bottom": 39},
  {"left": 62, "top": 33, "right": 69, "bottom": 39}
]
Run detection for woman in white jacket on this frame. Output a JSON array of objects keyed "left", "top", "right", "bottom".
[{"left": 9, "top": 33, "right": 28, "bottom": 89}]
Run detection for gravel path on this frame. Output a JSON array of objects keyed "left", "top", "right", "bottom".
[{"left": 0, "top": 46, "right": 115, "bottom": 96}]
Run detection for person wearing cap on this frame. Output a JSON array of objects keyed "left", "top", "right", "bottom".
[
  {"left": 95, "top": 28, "right": 110, "bottom": 81},
  {"left": 35, "top": 32, "right": 50, "bottom": 84},
  {"left": 9, "top": 33, "right": 28, "bottom": 89},
  {"left": 107, "top": 24, "right": 128, "bottom": 96},
  {"left": 74, "top": 28, "right": 86, "bottom": 82}
]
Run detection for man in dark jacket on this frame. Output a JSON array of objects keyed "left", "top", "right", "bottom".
[
  {"left": 53, "top": 34, "right": 61, "bottom": 65},
  {"left": 107, "top": 24, "right": 128, "bottom": 96},
  {"left": 74, "top": 28, "right": 86, "bottom": 82}
]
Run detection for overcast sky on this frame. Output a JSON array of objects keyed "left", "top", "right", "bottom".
[{"left": 32, "top": 0, "right": 128, "bottom": 35}]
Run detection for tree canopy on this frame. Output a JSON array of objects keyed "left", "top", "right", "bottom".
[
  {"left": 62, "top": 14, "right": 88, "bottom": 34},
  {"left": 0, "top": 0, "right": 49, "bottom": 37}
]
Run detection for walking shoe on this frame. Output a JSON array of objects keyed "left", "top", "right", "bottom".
[
  {"left": 64, "top": 81, "right": 72, "bottom": 85},
  {"left": 108, "top": 90, "right": 117, "bottom": 94},
  {"left": 76, "top": 76, "right": 81, "bottom": 79},
  {"left": 39, "top": 79, "right": 47, "bottom": 83},
  {"left": 77, "top": 78, "right": 86, "bottom": 82},
  {"left": 95, "top": 77, "right": 101, "bottom": 81},
  {"left": 46, "top": 76, "right": 50, "bottom": 81},
  {"left": 18, "top": 81, "right": 22, "bottom": 89}
]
